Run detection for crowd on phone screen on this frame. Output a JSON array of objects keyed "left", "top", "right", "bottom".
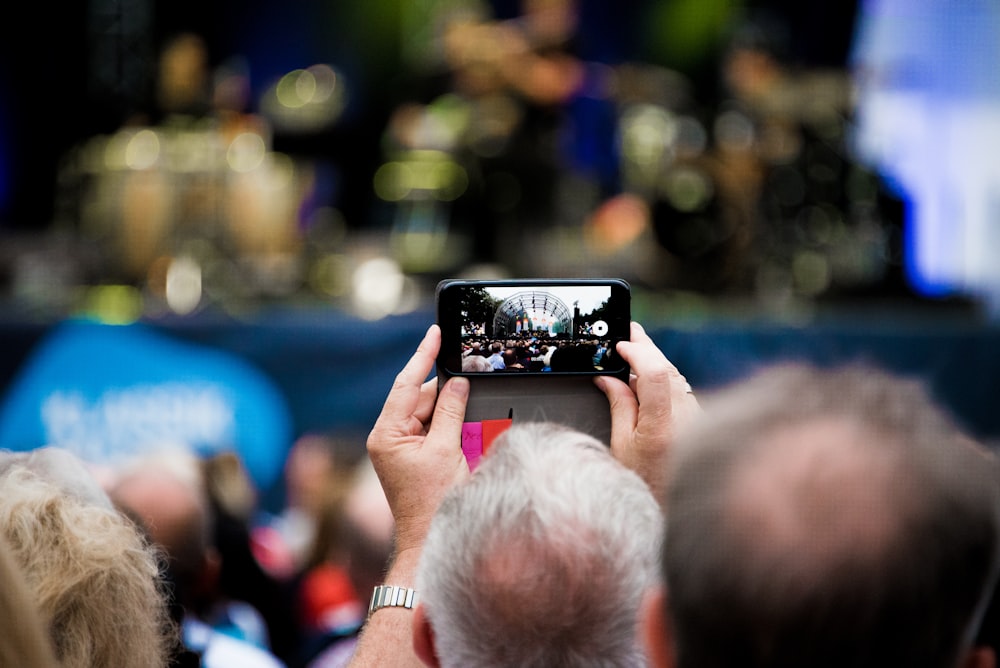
[
  {"left": 2, "top": 323, "right": 1000, "bottom": 668},
  {"left": 461, "top": 332, "right": 614, "bottom": 372}
]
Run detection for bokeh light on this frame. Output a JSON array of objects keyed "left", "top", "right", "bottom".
[
  {"left": 165, "top": 256, "right": 203, "bottom": 315},
  {"left": 226, "top": 132, "right": 267, "bottom": 172},
  {"left": 350, "top": 257, "right": 405, "bottom": 320}
]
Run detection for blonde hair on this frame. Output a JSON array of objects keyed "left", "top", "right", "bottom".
[{"left": 0, "top": 462, "right": 174, "bottom": 668}]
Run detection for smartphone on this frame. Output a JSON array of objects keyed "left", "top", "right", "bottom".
[
  {"left": 436, "top": 278, "right": 631, "bottom": 379},
  {"left": 436, "top": 278, "right": 631, "bottom": 451}
]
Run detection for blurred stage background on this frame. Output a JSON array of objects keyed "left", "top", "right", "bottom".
[{"left": 3, "top": 0, "right": 1000, "bottom": 489}]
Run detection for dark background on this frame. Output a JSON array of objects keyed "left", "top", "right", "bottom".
[
  {"left": 0, "top": 0, "right": 859, "bottom": 234},
  {"left": 18, "top": 2, "right": 997, "bottom": 448}
]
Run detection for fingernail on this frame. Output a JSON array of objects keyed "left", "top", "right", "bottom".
[{"left": 449, "top": 376, "right": 470, "bottom": 397}]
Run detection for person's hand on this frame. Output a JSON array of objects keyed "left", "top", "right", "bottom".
[
  {"left": 595, "top": 321, "right": 701, "bottom": 503},
  {"left": 366, "top": 324, "right": 471, "bottom": 555}
]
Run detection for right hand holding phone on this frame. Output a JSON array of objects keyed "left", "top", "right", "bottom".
[{"left": 595, "top": 321, "right": 701, "bottom": 504}]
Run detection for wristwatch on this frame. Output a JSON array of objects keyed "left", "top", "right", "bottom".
[{"left": 369, "top": 585, "right": 418, "bottom": 616}]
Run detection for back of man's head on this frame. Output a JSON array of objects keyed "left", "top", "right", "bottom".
[
  {"left": 110, "top": 451, "right": 216, "bottom": 615},
  {"left": 662, "top": 364, "right": 1000, "bottom": 668},
  {"left": 416, "top": 422, "right": 662, "bottom": 668}
]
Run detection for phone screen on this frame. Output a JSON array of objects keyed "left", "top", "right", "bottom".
[{"left": 436, "top": 279, "right": 631, "bottom": 378}]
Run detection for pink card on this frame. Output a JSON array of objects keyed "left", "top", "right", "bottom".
[{"left": 461, "top": 421, "right": 483, "bottom": 471}]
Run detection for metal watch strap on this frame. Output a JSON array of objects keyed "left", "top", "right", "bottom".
[{"left": 369, "top": 585, "right": 418, "bottom": 616}]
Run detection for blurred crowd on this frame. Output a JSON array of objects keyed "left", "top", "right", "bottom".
[
  {"left": 4, "top": 316, "right": 1000, "bottom": 668},
  {"left": 3, "top": 2, "right": 1000, "bottom": 666},
  {"left": 0, "top": 426, "right": 392, "bottom": 668}
]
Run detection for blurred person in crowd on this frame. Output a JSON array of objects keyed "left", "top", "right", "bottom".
[
  {"left": 413, "top": 421, "right": 662, "bottom": 667},
  {"left": 0, "top": 447, "right": 175, "bottom": 668},
  {"left": 155, "top": 31, "right": 213, "bottom": 121},
  {"left": 298, "top": 456, "right": 395, "bottom": 668},
  {"left": 291, "top": 436, "right": 367, "bottom": 635},
  {"left": 338, "top": 458, "right": 396, "bottom": 627},
  {"left": 693, "top": 9, "right": 884, "bottom": 299},
  {"left": 261, "top": 433, "right": 365, "bottom": 577},
  {"left": 110, "top": 449, "right": 285, "bottom": 668},
  {"left": 0, "top": 532, "right": 60, "bottom": 667},
  {"left": 258, "top": 433, "right": 364, "bottom": 620},
  {"left": 486, "top": 342, "right": 506, "bottom": 370},
  {"left": 346, "top": 321, "right": 695, "bottom": 667},
  {"left": 642, "top": 363, "right": 1000, "bottom": 668},
  {"left": 548, "top": 338, "right": 599, "bottom": 372},
  {"left": 203, "top": 451, "right": 304, "bottom": 664},
  {"left": 249, "top": 431, "right": 386, "bottom": 666},
  {"left": 499, "top": 345, "right": 526, "bottom": 371},
  {"left": 382, "top": 0, "right": 626, "bottom": 272},
  {"left": 461, "top": 352, "right": 494, "bottom": 372}
]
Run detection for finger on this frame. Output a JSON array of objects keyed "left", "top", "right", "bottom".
[
  {"left": 617, "top": 322, "right": 686, "bottom": 433},
  {"left": 616, "top": 322, "right": 668, "bottom": 376},
  {"left": 617, "top": 324, "right": 674, "bottom": 400},
  {"left": 396, "top": 325, "right": 441, "bottom": 387},
  {"left": 413, "top": 378, "right": 439, "bottom": 425},
  {"left": 377, "top": 325, "right": 441, "bottom": 426}
]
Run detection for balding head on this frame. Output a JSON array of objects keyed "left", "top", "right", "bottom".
[
  {"left": 724, "top": 417, "right": 907, "bottom": 578},
  {"left": 662, "top": 364, "right": 1000, "bottom": 668},
  {"left": 110, "top": 452, "right": 213, "bottom": 599}
]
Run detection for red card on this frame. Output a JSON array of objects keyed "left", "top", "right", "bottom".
[{"left": 481, "top": 418, "right": 513, "bottom": 455}]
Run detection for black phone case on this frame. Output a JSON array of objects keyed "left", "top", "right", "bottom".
[{"left": 436, "top": 278, "right": 630, "bottom": 446}]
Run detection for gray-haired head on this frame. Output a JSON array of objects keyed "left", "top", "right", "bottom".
[{"left": 417, "top": 421, "right": 662, "bottom": 668}]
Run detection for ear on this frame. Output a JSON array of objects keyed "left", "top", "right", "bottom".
[
  {"left": 412, "top": 603, "right": 441, "bottom": 668},
  {"left": 961, "top": 646, "right": 996, "bottom": 668},
  {"left": 641, "top": 585, "right": 676, "bottom": 668}
]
